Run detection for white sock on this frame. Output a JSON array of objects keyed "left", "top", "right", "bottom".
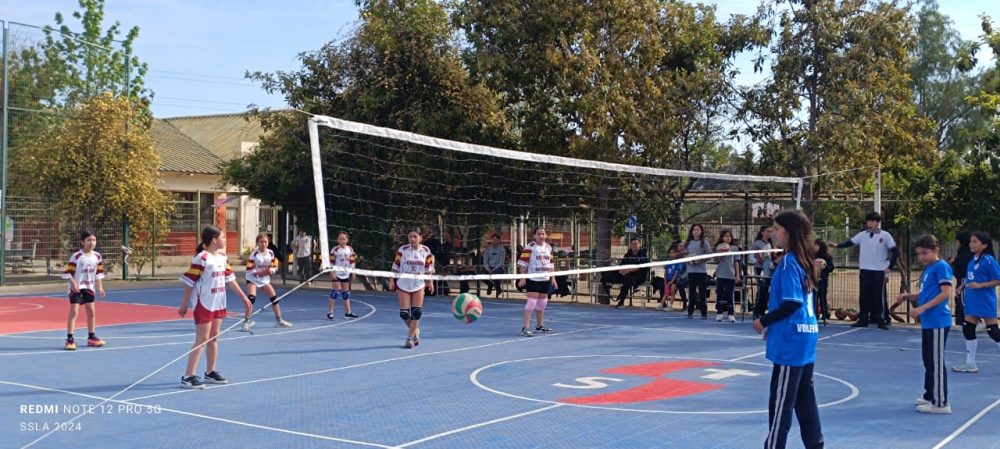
[{"left": 965, "top": 339, "right": 978, "bottom": 365}]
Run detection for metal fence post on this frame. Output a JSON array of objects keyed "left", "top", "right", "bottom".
[{"left": 0, "top": 22, "right": 8, "bottom": 286}]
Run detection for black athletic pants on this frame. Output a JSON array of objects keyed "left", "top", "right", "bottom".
[
  {"left": 765, "top": 363, "right": 824, "bottom": 449},
  {"left": 858, "top": 269, "right": 885, "bottom": 325},
  {"left": 687, "top": 272, "right": 708, "bottom": 317},
  {"left": 921, "top": 328, "right": 949, "bottom": 407}
]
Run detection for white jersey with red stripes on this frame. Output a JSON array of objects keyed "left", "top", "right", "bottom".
[
  {"left": 180, "top": 251, "right": 235, "bottom": 312},
  {"left": 62, "top": 250, "right": 105, "bottom": 294},
  {"left": 245, "top": 248, "right": 278, "bottom": 287},
  {"left": 330, "top": 245, "right": 357, "bottom": 280},
  {"left": 517, "top": 242, "right": 555, "bottom": 282},
  {"left": 392, "top": 244, "right": 435, "bottom": 293}
]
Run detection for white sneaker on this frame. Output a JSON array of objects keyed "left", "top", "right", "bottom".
[
  {"left": 240, "top": 319, "right": 254, "bottom": 332},
  {"left": 952, "top": 363, "right": 979, "bottom": 373},
  {"left": 715, "top": 314, "right": 723, "bottom": 322},
  {"left": 728, "top": 315, "right": 736, "bottom": 323},
  {"left": 916, "top": 403, "right": 951, "bottom": 414},
  {"left": 275, "top": 320, "right": 293, "bottom": 328},
  {"left": 915, "top": 397, "right": 931, "bottom": 406}
]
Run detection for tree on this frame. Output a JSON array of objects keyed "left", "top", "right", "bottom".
[
  {"left": 14, "top": 94, "right": 173, "bottom": 276},
  {"left": 226, "top": 0, "right": 508, "bottom": 265},
  {"left": 739, "top": 0, "right": 936, "bottom": 218}
]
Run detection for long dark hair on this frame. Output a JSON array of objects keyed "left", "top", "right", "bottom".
[
  {"left": 814, "top": 238, "right": 831, "bottom": 260},
  {"left": 755, "top": 225, "right": 770, "bottom": 242},
  {"left": 971, "top": 232, "right": 995, "bottom": 258},
  {"left": 196, "top": 225, "right": 222, "bottom": 255},
  {"left": 716, "top": 229, "right": 733, "bottom": 247},
  {"left": 686, "top": 224, "right": 705, "bottom": 243},
  {"left": 773, "top": 210, "right": 817, "bottom": 289}
]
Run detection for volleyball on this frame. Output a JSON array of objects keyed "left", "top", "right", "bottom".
[
  {"left": 452, "top": 293, "right": 483, "bottom": 324},
  {"left": 717, "top": 243, "right": 731, "bottom": 252}
]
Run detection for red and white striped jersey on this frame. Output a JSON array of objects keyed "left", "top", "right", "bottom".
[
  {"left": 245, "top": 248, "right": 278, "bottom": 286},
  {"left": 518, "top": 242, "right": 555, "bottom": 282},
  {"left": 330, "top": 245, "right": 357, "bottom": 279},
  {"left": 62, "top": 251, "right": 105, "bottom": 294},
  {"left": 180, "top": 251, "right": 235, "bottom": 312},
  {"left": 392, "top": 244, "right": 434, "bottom": 293}
]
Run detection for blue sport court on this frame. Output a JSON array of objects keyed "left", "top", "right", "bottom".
[{"left": 1, "top": 285, "right": 998, "bottom": 448}]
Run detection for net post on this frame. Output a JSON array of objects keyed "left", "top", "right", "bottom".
[
  {"left": 795, "top": 179, "right": 804, "bottom": 210},
  {"left": 308, "top": 117, "right": 331, "bottom": 270}
]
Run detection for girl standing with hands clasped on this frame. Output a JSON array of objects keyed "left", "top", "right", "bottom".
[
  {"left": 178, "top": 225, "right": 252, "bottom": 389},
  {"left": 243, "top": 233, "right": 292, "bottom": 331},
  {"left": 391, "top": 228, "right": 434, "bottom": 349},
  {"left": 952, "top": 232, "right": 1000, "bottom": 374},
  {"left": 894, "top": 235, "right": 954, "bottom": 413},
  {"left": 685, "top": 224, "right": 711, "bottom": 319},
  {"left": 328, "top": 231, "right": 359, "bottom": 320},
  {"left": 62, "top": 231, "right": 107, "bottom": 350},
  {"left": 752, "top": 210, "right": 823, "bottom": 449},
  {"left": 517, "top": 226, "right": 557, "bottom": 337}
]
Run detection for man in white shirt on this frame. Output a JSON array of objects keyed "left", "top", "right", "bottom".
[
  {"left": 292, "top": 231, "right": 317, "bottom": 286},
  {"left": 830, "top": 212, "right": 898, "bottom": 330}
]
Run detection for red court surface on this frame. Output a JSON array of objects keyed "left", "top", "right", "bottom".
[{"left": 0, "top": 296, "right": 181, "bottom": 335}]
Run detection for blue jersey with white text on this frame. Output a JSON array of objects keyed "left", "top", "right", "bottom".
[
  {"left": 766, "top": 252, "right": 819, "bottom": 366},
  {"left": 918, "top": 259, "right": 953, "bottom": 329}
]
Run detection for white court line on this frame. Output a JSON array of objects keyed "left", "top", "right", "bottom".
[
  {"left": 931, "top": 398, "right": 1000, "bottom": 449},
  {"left": 0, "top": 302, "right": 45, "bottom": 313},
  {"left": 393, "top": 404, "right": 564, "bottom": 448},
  {"left": 0, "top": 380, "right": 394, "bottom": 449},
  {"left": 0, "top": 300, "right": 376, "bottom": 356},
  {"left": 818, "top": 327, "right": 863, "bottom": 341},
  {"left": 124, "top": 325, "right": 608, "bottom": 402}
]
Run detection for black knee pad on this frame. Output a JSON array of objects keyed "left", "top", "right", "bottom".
[
  {"left": 268, "top": 296, "right": 279, "bottom": 305},
  {"left": 399, "top": 308, "right": 411, "bottom": 322},
  {"left": 247, "top": 294, "right": 256, "bottom": 305},
  {"left": 963, "top": 321, "right": 978, "bottom": 340},
  {"left": 987, "top": 324, "right": 1000, "bottom": 343},
  {"left": 410, "top": 306, "right": 422, "bottom": 321}
]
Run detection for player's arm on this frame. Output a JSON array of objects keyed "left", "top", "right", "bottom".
[
  {"left": 178, "top": 286, "right": 193, "bottom": 317},
  {"left": 911, "top": 284, "right": 952, "bottom": 318}
]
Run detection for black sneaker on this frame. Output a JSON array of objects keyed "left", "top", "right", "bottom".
[
  {"left": 486, "top": 285, "right": 493, "bottom": 295},
  {"left": 345, "top": 312, "right": 358, "bottom": 319},
  {"left": 614, "top": 304, "right": 624, "bottom": 309},
  {"left": 181, "top": 375, "right": 205, "bottom": 389},
  {"left": 850, "top": 321, "right": 869, "bottom": 328},
  {"left": 877, "top": 323, "right": 890, "bottom": 330},
  {"left": 326, "top": 313, "right": 335, "bottom": 321},
  {"left": 521, "top": 327, "right": 534, "bottom": 337},
  {"left": 535, "top": 325, "right": 553, "bottom": 333},
  {"left": 203, "top": 371, "right": 228, "bottom": 384}
]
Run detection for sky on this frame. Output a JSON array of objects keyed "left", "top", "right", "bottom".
[{"left": 1, "top": 0, "right": 997, "bottom": 119}]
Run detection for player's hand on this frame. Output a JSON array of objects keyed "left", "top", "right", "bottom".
[
  {"left": 517, "top": 279, "right": 526, "bottom": 288},
  {"left": 894, "top": 294, "right": 906, "bottom": 304},
  {"left": 909, "top": 307, "right": 922, "bottom": 319},
  {"left": 967, "top": 282, "right": 979, "bottom": 289},
  {"left": 388, "top": 278, "right": 396, "bottom": 291},
  {"left": 351, "top": 274, "right": 357, "bottom": 282},
  {"left": 752, "top": 318, "right": 764, "bottom": 334},
  {"left": 70, "top": 282, "right": 80, "bottom": 294},
  {"left": 98, "top": 288, "right": 106, "bottom": 298},
  {"left": 551, "top": 279, "right": 558, "bottom": 289},
  {"left": 814, "top": 259, "right": 826, "bottom": 269},
  {"left": 827, "top": 242, "right": 836, "bottom": 248},
  {"left": 178, "top": 305, "right": 188, "bottom": 318},
  {"left": 427, "top": 282, "right": 435, "bottom": 295}
]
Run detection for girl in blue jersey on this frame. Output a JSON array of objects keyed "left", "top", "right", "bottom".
[
  {"left": 752, "top": 210, "right": 823, "bottom": 449},
  {"left": 952, "top": 232, "right": 1000, "bottom": 374},
  {"left": 894, "top": 235, "right": 954, "bottom": 414}
]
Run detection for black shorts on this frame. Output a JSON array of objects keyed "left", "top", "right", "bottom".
[
  {"left": 69, "top": 290, "right": 96, "bottom": 305},
  {"left": 525, "top": 279, "right": 551, "bottom": 294}
]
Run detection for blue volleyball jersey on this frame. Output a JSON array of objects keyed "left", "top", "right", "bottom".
[
  {"left": 665, "top": 263, "right": 680, "bottom": 281},
  {"left": 765, "top": 252, "right": 819, "bottom": 366},
  {"left": 917, "top": 259, "right": 953, "bottom": 329},
  {"left": 965, "top": 254, "right": 1000, "bottom": 303}
]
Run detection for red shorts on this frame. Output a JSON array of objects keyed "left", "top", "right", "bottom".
[{"left": 193, "top": 302, "right": 227, "bottom": 324}]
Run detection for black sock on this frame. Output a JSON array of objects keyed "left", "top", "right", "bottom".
[
  {"left": 67, "top": 334, "right": 74, "bottom": 341},
  {"left": 88, "top": 332, "right": 96, "bottom": 339}
]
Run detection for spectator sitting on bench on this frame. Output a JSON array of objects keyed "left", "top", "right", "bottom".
[{"left": 602, "top": 238, "right": 650, "bottom": 309}]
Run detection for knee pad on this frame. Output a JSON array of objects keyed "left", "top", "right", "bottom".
[
  {"left": 330, "top": 290, "right": 340, "bottom": 300},
  {"left": 987, "top": 324, "right": 1000, "bottom": 343},
  {"left": 410, "top": 306, "right": 422, "bottom": 321},
  {"left": 399, "top": 308, "right": 411, "bottom": 322},
  {"left": 342, "top": 291, "right": 351, "bottom": 301},
  {"left": 268, "top": 296, "right": 279, "bottom": 305},
  {"left": 247, "top": 294, "right": 256, "bottom": 305},
  {"left": 963, "top": 321, "right": 978, "bottom": 340},
  {"left": 536, "top": 297, "right": 549, "bottom": 311},
  {"left": 524, "top": 297, "right": 538, "bottom": 311}
]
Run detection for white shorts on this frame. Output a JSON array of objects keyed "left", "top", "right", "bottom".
[
  {"left": 246, "top": 273, "right": 271, "bottom": 288},
  {"left": 396, "top": 278, "right": 426, "bottom": 293}
]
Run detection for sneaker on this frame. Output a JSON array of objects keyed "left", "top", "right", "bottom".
[
  {"left": 535, "top": 325, "right": 553, "bottom": 333},
  {"left": 412, "top": 333, "right": 420, "bottom": 346},
  {"left": 728, "top": 315, "right": 737, "bottom": 323},
  {"left": 850, "top": 321, "right": 869, "bottom": 328},
  {"left": 916, "top": 403, "right": 951, "bottom": 414},
  {"left": 952, "top": 363, "right": 979, "bottom": 373},
  {"left": 203, "top": 371, "right": 228, "bottom": 384},
  {"left": 687, "top": 313, "right": 693, "bottom": 319},
  {"left": 65, "top": 340, "right": 77, "bottom": 351},
  {"left": 275, "top": 319, "right": 293, "bottom": 328},
  {"left": 716, "top": 314, "right": 724, "bottom": 322},
  {"left": 240, "top": 318, "right": 255, "bottom": 332},
  {"left": 180, "top": 375, "right": 205, "bottom": 389},
  {"left": 345, "top": 312, "right": 358, "bottom": 319},
  {"left": 404, "top": 337, "right": 414, "bottom": 349},
  {"left": 87, "top": 337, "right": 105, "bottom": 347},
  {"left": 521, "top": 327, "right": 534, "bottom": 337},
  {"left": 701, "top": 315, "right": 708, "bottom": 320},
  {"left": 915, "top": 397, "right": 932, "bottom": 406},
  {"left": 614, "top": 304, "right": 624, "bottom": 309},
  {"left": 326, "top": 313, "right": 335, "bottom": 321},
  {"left": 486, "top": 285, "right": 493, "bottom": 295},
  {"left": 878, "top": 323, "right": 890, "bottom": 330}
]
